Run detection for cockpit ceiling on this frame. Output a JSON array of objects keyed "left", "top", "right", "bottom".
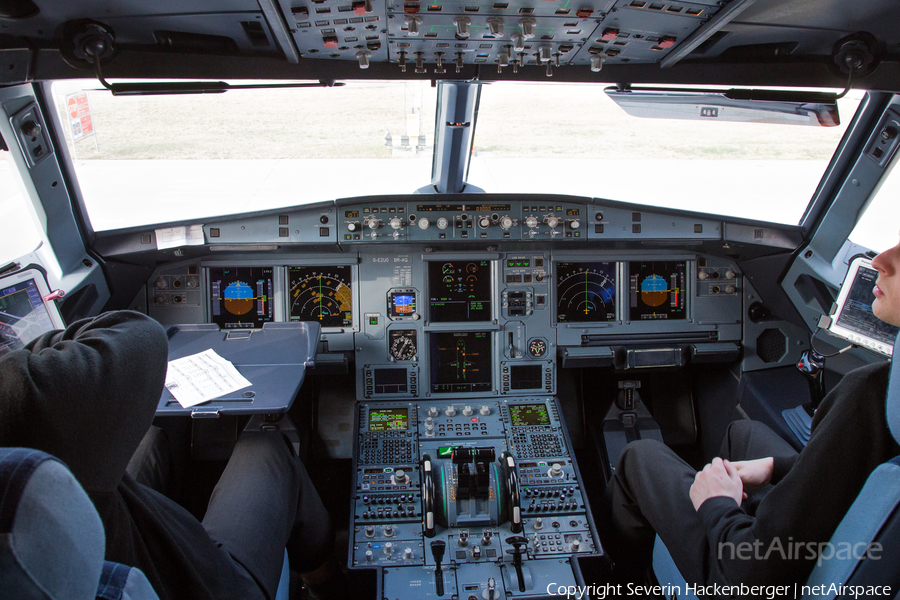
[{"left": 5, "top": 0, "right": 900, "bottom": 89}]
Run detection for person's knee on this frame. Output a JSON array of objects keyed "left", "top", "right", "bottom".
[{"left": 617, "top": 439, "right": 670, "bottom": 476}]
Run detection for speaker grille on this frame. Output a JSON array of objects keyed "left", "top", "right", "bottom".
[{"left": 757, "top": 328, "right": 787, "bottom": 363}]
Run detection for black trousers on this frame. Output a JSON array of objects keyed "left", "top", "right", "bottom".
[
  {"left": 597, "top": 420, "right": 798, "bottom": 584},
  {"left": 129, "top": 426, "right": 333, "bottom": 599}
]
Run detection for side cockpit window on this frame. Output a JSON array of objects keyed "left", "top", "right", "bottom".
[
  {"left": 849, "top": 159, "right": 900, "bottom": 253},
  {"left": 0, "top": 149, "right": 43, "bottom": 265}
]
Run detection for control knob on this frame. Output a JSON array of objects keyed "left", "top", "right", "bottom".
[
  {"left": 725, "top": 270, "right": 736, "bottom": 279},
  {"left": 445, "top": 406, "right": 457, "bottom": 417},
  {"left": 365, "top": 525, "right": 375, "bottom": 537},
  {"left": 478, "top": 217, "right": 491, "bottom": 228},
  {"left": 427, "top": 406, "right": 439, "bottom": 417},
  {"left": 383, "top": 542, "right": 394, "bottom": 556},
  {"left": 499, "top": 216, "right": 513, "bottom": 230},
  {"left": 545, "top": 216, "right": 559, "bottom": 228},
  {"left": 404, "top": 547, "right": 414, "bottom": 560},
  {"left": 525, "top": 216, "right": 538, "bottom": 229},
  {"left": 726, "top": 285, "right": 736, "bottom": 294},
  {"left": 549, "top": 463, "right": 563, "bottom": 478},
  {"left": 418, "top": 218, "right": 430, "bottom": 230},
  {"left": 393, "top": 469, "right": 409, "bottom": 485},
  {"left": 479, "top": 405, "right": 491, "bottom": 416},
  {"left": 390, "top": 217, "right": 403, "bottom": 230},
  {"left": 347, "top": 222, "right": 358, "bottom": 232},
  {"left": 365, "top": 550, "right": 373, "bottom": 562},
  {"left": 533, "top": 517, "right": 543, "bottom": 530},
  {"left": 436, "top": 217, "right": 449, "bottom": 230},
  {"left": 384, "top": 525, "right": 395, "bottom": 537},
  {"left": 698, "top": 271, "right": 709, "bottom": 280},
  {"left": 462, "top": 406, "right": 474, "bottom": 416},
  {"left": 572, "top": 539, "right": 581, "bottom": 551},
  {"left": 569, "top": 219, "right": 580, "bottom": 230},
  {"left": 366, "top": 218, "right": 380, "bottom": 230}
]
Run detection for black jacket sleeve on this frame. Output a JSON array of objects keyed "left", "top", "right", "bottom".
[
  {"left": 697, "top": 362, "right": 898, "bottom": 586},
  {"left": 0, "top": 310, "right": 168, "bottom": 493}
]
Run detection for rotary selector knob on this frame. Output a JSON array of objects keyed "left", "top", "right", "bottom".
[
  {"left": 366, "top": 218, "right": 380, "bottom": 230},
  {"left": 549, "top": 463, "right": 563, "bottom": 477},
  {"left": 418, "top": 218, "right": 430, "bottom": 230},
  {"left": 499, "top": 216, "right": 513, "bottom": 230},
  {"left": 698, "top": 271, "right": 709, "bottom": 280},
  {"left": 569, "top": 219, "right": 580, "bottom": 230},
  {"left": 347, "top": 222, "right": 358, "bottom": 232},
  {"left": 365, "top": 550, "right": 373, "bottom": 561},
  {"left": 365, "top": 526, "right": 375, "bottom": 537},
  {"left": 384, "top": 525, "right": 395, "bottom": 537},
  {"left": 427, "top": 406, "right": 439, "bottom": 417},
  {"left": 725, "top": 270, "right": 736, "bottom": 279},
  {"left": 572, "top": 539, "right": 581, "bottom": 550},
  {"left": 479, "top": 405, "right": 491, "bottom": 416},
  {"left": 545, "top": 216, "right": 559, "bottom": 228},
  {"left": 390, "top": 217, "right": 403, "bottom": 230},
  {"left": 404, "top": 548, "right": 414, "bottom": 560},
  {"left": 445, "top": 406, "right": 457, "bottom": 417},
  {"left": 525, "top": 216, "right": 538, "bottom": 228},
  {"left": 383, "top": 542, "right": 394, "bottom": 555},
  {"left": 726, "top": 285, "right": 736, "bottom": 294},
  {"left": 463, "top": 406, "right": 474, "bottom": 416},
  {"left": 533, "top": 517, "right": 543, "bottom": 530},
  {"left": 437, "top": 217, "right": 449, "bottom": 230},
  {"left": 393, "top": 469, "right": 408, "bottom": 484},
  {"left": 478, "top": 217, "right": 491, "bottom": 228}
]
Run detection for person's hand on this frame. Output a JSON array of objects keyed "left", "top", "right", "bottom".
[
  {"left": 730, "top": 457, "right": 774, "bottom": 494},
  {"left": 690, "top": 458, "right": 743, "bottom": 511}
]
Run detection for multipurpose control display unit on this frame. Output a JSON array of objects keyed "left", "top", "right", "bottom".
[
  {"left": 350, "top": 397, "right": 600, "bottom": 599},
  {"left": 0, "top": 268, "right": 65, "bottom": 357}
]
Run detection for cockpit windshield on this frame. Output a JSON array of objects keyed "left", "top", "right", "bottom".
[{"left": 51, "top": 80, "right": 862, "bottom": 231}]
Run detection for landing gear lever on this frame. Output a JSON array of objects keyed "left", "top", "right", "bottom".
[
  {"left": 431, "top": 540, "right": 446, "bottom": 596},
  {"left": 505, "top": 535, "right": 528, "bottom": 592}
]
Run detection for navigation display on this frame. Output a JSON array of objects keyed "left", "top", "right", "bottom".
[
  {"left": 428, "top": 260, "right": 492, "bottom": 322},
  {"left": 0, "top": 276, "right": 57, "bottom": 357},
  {"left": 629, "top": 261, "right": 687, "bottom": 321},
  {"left": 430, "top": 331, "right": 492, "bottom": 394},
  {"left": 556, "top": 262, "right": 617, "bottom": 323},
  {"left": 209, "top": 267, "right": 274, "bottom": 329},
  {"left": 510, "top": 364, "right": 543, "bottom": 390},
  {"left": 509, "top": 404, "right": 551, "bottom": 427},
  {"left": 288, "top": 265, "right": 352, "bottom": 328},
  {"left": 368, "top": 407, "right": 409, "bottom": 431},
  {"left": 829, "top": 258, "right": 898, "bottom": 355}
]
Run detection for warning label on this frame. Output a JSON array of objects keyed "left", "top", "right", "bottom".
[{"left": 65, "top": 92, "right": 94, "bottom": 140}]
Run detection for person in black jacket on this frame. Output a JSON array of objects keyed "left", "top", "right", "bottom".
[
  {"left": 598, "top": 238, "right": 900, "bottom": 588},
  {"left": 0, "top": 310, "right": 334, "bottom": 600}
]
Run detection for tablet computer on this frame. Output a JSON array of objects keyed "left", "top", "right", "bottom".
[
  {"left": 0, "top": 267, "right": 66, "bottom": 357},
  {"left": 825, "top": 256, "right": 898, "bottom": 356}
]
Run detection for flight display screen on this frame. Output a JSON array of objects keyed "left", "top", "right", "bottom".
[
  {"left": 428, "top": 260, "right": 492, "bottom": 322},
  {"left": 509, "top": 404, "right": 551, "bottom": 427},
  {"left": 0, "top": 277, "right": 56, "bottom": 357},
  {"left": 510, "top": 364, "right": 543, "bottom": 390},
  {"left": 389, "top": 291, "right": 417, "bottom": 317},
  {"left": 287, "top": 265, "right": 352, "bottom": 328},
  {"left": 835, "top": 264, "right": 898, "bottom": 347},
  {"left": 629, "top": 261, "right": 687, "bottom": 321},
  {"left": 209, "top": 267, "right": 275, "bottom": 329},
  {"left": 556, "top": 262, "right": 617, "bottom": 323},
  {"left": 368, "top": 407, "right": 409, "bottom": 431},
  {"left": 373, "top": 368, "right": 409, "bottom": 394},
  {"left": 430, "top": 331, "right": 492, "bottom": 394}
]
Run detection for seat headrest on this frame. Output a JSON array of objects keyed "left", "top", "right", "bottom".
[
  {"left": 889, "top": 336, "right": 900, "bottom": 444},
  {"left": 0, "top": 448, "right": 105, "bottom": 600}
]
